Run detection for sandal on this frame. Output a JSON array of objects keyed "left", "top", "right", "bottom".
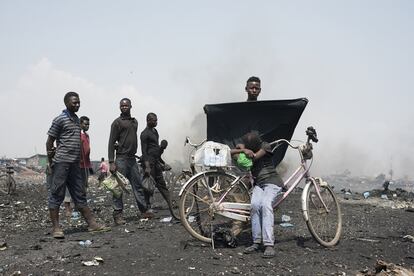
[
  {"left": 88, "top": 225, "right": 111, "bottom": 233},
  {"left": 243, "top": 243, "right": 260, "bottom": 254},
  {"left": 262, "top": 246, "right": 275, "bottom": 258},
  {"left": 52, "top": 228, "right": 65, "bottom": 239}
]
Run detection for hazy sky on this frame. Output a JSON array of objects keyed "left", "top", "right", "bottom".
[{"left": 0, "top": 1, "right": 413, "bottom": 178}]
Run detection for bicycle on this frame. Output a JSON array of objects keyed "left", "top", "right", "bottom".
[
  {"left": 0, "top": 166, "right": 17, "bottom": 195},
  {"left": 179, "top": 127, "right": 342, "bottom": 247},
  {"left": 168, "top": 137, "right": 206, "bottom": 219}
]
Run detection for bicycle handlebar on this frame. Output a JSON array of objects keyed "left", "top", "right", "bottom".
[
  {"left": 184, "top": 137, "right": 207, "bottom": 148},
  {"left": 269, "top": 139, "right": 300, "bottom": 150},
  {"left": 269, "top": 126, "right": 318, "bottom": 150}
]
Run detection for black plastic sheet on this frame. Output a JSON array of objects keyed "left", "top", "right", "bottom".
[{"left": 204, "top": 98, "right": 308, "bottom": 166}]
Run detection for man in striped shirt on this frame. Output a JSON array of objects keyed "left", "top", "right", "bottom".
[{"left": 46, "top": 92, "right": 109, "bottom": 238}]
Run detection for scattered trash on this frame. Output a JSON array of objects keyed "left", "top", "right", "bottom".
[
  {"left": 213, "top": 228, "right": 237, "bottom": 248},
  {"left": 188, "top": 267, "right": 196, "bottom": 270},
  {"left": 357, "top": 259, "right": 414, "bottom": 275},
  {"left": 94, "top": 256, "right": 104, "bottom": 263},
  {"left": 393, "top": 193, "right": 397, "bottom": 198},
  {"left": 280, "top": 222, "right": 294, "bottom": 228},
  {"left": 380, "top": 194, "right": 389, "bottom": 200},
  {"left": 79, "top": 240, "right": 92, "bottom": 247},
  {"left": 230, "top": 266, "right": 241, "bottom": 274},
  {"left": 82, "top": 260, "right": 100, "bottom": 266},
  {"left": 140, "top": 218, "right": 148, "bottom": 222},
  {"left": 188, "top": 216, "right": 195, "bottom": 223},
  {"left": 29, "top": 244, "right": 42, "bottom": 250},
  {"left": 72, "top": 211, "right": 80, "bottom": 220},
  {"left": 355, "top": 237, "right": 380, "bottom": 243},
  {"left": 160, "top": 216, "right": 172, "bottom": 223},
  {"left": 124, "top": 228, "right": 135, "bottom": 233},
  {"left": 406, "top": 207, "right": 414, "bottom": 213},
  {"left": 363, "top": 192, "right": 370, "bottom": 199},
  {"left": 402, "top": 235, "right": 414, "bottom": 243},
  {"left": 281, "top": 214, "right": 291, "bottom": 222},
  {"left": 0, "top": 242, "right": 7, "bottom": 251},
  {"left": 345, "top": 191, "right": 352, "bottom": 195}
]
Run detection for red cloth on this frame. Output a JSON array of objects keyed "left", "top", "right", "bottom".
[{"left": 80, "top": 131, "right": 91, "bottom": 168}]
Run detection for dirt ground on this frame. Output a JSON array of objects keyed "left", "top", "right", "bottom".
[{"left": 1, "top": 174, "right": 414, "bottom": 276}]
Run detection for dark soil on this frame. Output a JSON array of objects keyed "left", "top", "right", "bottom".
[{"left": 1, "top": 175, "right": 413, "bottom": 276}]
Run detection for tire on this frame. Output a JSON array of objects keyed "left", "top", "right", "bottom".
[
  {"left": 0, "top": 175, "right": 15, "bottom": 195},
  {"left": 305, "top": 182, "right": 342, "bottom": 247},
  {"left": 179, "top": 171, "right": 250, "bottom": 243},
  {"left": 169, "top": 171, "right": 192, "bottom": 220}
]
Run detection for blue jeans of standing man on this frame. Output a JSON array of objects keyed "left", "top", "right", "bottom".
[
  {"left": 250, "top": 184, "right": 282, "bottom": 246},
  {"left": 48, "top": 162, "right": 88, "bottom": 209},
  {"left": 113, "top": 157, "right": 147, "bottom": 213}
]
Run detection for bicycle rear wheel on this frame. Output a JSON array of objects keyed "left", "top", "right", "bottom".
[
  {"left": 179, "top": 171, "right": 248, "bottom": 243},
  {"left": 305, "top": 182, "right": 342, "bottom": 247}
]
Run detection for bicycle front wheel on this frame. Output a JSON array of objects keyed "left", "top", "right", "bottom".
[
  {"left": 305, "top": 182, "right": 342, "bottom": 247},
  {"left": 179, "top": 171, "right": 245, "bottom": 243}
]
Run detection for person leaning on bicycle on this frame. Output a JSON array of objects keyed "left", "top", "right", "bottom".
[{"left": 231, "top": 131, "right": 284, "bottom": 258}]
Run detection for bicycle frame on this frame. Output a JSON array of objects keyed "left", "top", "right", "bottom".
[
  {"left": 179, "top": 139, "right": 330, "bottom": 223},
  {"left": 215, "top": 158, "right": 312, "bottom": 222}
]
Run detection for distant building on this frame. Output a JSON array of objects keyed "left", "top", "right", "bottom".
[{"left": 26, "top": 154, "right": 48, "bottom": 169}]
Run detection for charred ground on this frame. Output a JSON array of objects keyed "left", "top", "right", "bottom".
[{"left": 0, "top": 172, "right": 413, "bottom": 276}]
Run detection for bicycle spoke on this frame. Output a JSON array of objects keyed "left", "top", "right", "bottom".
[{"left": 186, "top": 191, "right": 211, "bottom": 204}]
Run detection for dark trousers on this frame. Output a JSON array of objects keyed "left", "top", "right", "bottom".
[
  {"left": 113, "top": 158, "right": 147, "bottom": 213},
  {"left": 146, "top": 162, "right": 171, "bottom": 210},
  {"left": 48, "top": 162, "right": 88, "bottom": 209}
]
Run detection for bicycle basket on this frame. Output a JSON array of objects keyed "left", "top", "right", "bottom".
[{"left": 194, "top": 141, "right": 232, "bottom": 167}]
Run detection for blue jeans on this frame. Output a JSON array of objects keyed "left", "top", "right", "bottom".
[
  {"left": 250, "top": 184, "right": 282, "bottom": 246},
  {"left": 48, "top": 162, "right": 88, "bottom": 209},
  {"left": 113, "top": 158, "right": 147, "bottom": 213}
]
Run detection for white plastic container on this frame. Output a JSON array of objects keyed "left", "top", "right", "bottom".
[{"left": 194, "top": 141, "right": 232, "bottom": 167}]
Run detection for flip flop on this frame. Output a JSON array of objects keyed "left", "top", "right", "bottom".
[
  {"left": 52, "top": 229, "right": 65, "bottom": 239},
  {"left": 88, "top": 225, "right": 111, "bottom": 233},
  {"left": 262, "top": 246, "right": 275, "bottom": 258}
]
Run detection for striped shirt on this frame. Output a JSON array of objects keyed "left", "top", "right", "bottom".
[{"left": 47, "top": 109, "right": 81, "bottom": 163}]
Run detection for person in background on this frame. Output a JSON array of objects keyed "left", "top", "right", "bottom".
[
  {"left": 63, "top": 116, "right": 92, "bottom": 221},
  {"left": 140, "top": 113, "right": 174, "bottom": 218},
  {"left": 79, "top": 116, "right": 92, "bottom": 188},
  {"left": 46, "top": 92, "right": 109, "bottom": 238},
  {"left": 159, "top": 140, "right": 171, "bottom": 171},
  {"left": 245, "top": 76, "right": 261, "bottom": 101},
  {"left": 98, "top": 157, "right": 109, "bottom": 182},
  {"left": 108, "top": 98, "right": 149, "bottom": 225}
]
